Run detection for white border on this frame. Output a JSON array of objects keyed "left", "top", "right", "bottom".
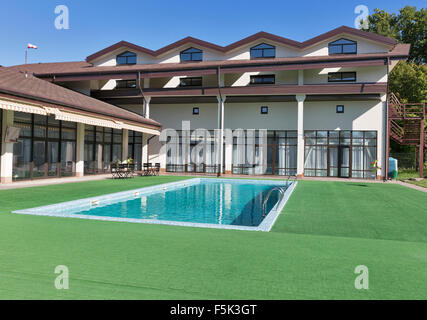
[{"left": 13, "top": 178, "right": 297, "bottom": 232}]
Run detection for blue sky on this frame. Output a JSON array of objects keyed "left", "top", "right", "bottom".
[{"left": 0, "top": 0, "right": 424, "bottom": 66}]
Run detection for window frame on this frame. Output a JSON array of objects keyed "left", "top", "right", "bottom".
[
  {"left": 328, "top": 38, "right": 357, "bottom": 55},
  {"left": 116, "top": 51, "right": 137, "bottom": 65},
  {"left": 261, "top": 106, "right": 269, "bottom": 114},
  {"left": 180, "top": 47, "right": 203, "bottom": 62},
  {"left": 179, "top": 77, "right": 203, "bottom": 87},
  {"left": 328, "top": 72, "right": 357, "bottom": 83},
  {"left": 250, "top": 74, "right": 276, "bottom": 85},
  {"left": 115, "top": 80, "right": 137, "bottom": 89},
  {"left": 250, "top": 43, "right": 276, "bottom": 59}
]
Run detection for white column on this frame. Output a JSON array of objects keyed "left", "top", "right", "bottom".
[
  {"left": 75, "top": 123, "right": 85, "bottom": 177},
  {"left": 142, "top": 133, "right": 149, "bottom": 164},
  {"left": 225, "top": 141, "right": 233, "bottom": 174},
  {"left": 296, "top": 94, "right": 306, "bottom": 177},
  {"left": 144, "top": 96, "right": 151, "bottom": 118},
  {"left": 122, "top": 129, "right": 129, "bottom": 161},
  {"left": 217, "top": 95, "right": 226, "bottom": 176},
  {"left": 1, "top": 110, "right": 14, "bottom": 184}
]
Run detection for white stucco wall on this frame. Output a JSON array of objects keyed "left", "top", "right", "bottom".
[{"left": 138, "top": 99, "right": 384, "bottom": 176}]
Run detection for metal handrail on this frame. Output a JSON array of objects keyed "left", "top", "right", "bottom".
[{"left": 262, "top": 187, "right": 286, "bottom": 217}]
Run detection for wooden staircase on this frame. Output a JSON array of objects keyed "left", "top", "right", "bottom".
[{"left": 388, "top": 93, "right": 426, "bottom": 178}]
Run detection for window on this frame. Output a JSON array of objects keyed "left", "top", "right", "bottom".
[
  {"left": 250, "top": 75, "right": 275, "bottom": 85},
  {"left": 304, "top": 131, "right": 377, "bottom": 179},
  {"left": 180, "top": 48, "right": 203, "bottom": 62},
  {"left": 12, "top": 113, "right": 77, "bottom": 181},
  {"left": 328, "top": 72, "right": 356, "bottom": 82},
  {"left": 116, "top": 51, "right": 137, "bottom": 65},
  {"left": 336, "top": 105, "right": 344, "bottom": 113},
  {"left": 250, "top": 43, "right": 276, "bottom": 59},
  {"left": 261, "top": 106, "right": 268, "bottom": 114},
  {"left": 328, "top": 38, "right": 357, "bottom": 55},
  {"left": 193, "top": 107, "right": 200, "bottom": 115},
  {"left": 180, "top": 77, "right": 203, "bottom": 87},
  {"left": 116, "top": 80, "right": 137, "bottom": 89}
]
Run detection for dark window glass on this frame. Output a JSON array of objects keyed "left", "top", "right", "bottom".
[
  {"left": 261, "top": 106, "right": 268, "bottom": 114},
  {"left": 180, "top": 48, "right": 203, "bottom": 62},
  {"left": 180, "top": 77, "right": 203, "bottom": 87},
  {"left": 336, "top": 105, "right": 344, "bottom": 113},
  {"left": 328, "top": 38, "right": 357, "bottom": 55},
  {"left": 116, "top": 51, "right": 137, "bottom": 65},
  {"left": 193, "top": 107, "right": 200, "bottom": 115},
  {"left": 328, "top": 72, "right": 356, "bottom": 82},
  {"left": 116, "top": 80, "right": 137, "bottom": 89},
  {"left": 250, "top": 75, "right": 276, "bottom": 85},
  {"left": 250, "top": 43, "right": 276, "bottom": 59}
]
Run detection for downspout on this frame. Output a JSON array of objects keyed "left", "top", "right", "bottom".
[
  {"left": 385, "top": 57, "right": 390, "bottom": 181},
  {"left": 137, "top": 72, "right": 148, "bottom": 117},
  {"left": 217, "top": 66, "right": 224, "bottom": 177}
]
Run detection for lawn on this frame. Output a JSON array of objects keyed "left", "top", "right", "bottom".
[
  {"left": 0, "top": 177, "right": 426, "bottom": 300},
  {"left": 398, "top": 169, "right": 427, "bottom": 188}
]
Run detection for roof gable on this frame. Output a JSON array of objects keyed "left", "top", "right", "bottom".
[{"left": 86, "top": 26, "right": 398, "bottom": 62}]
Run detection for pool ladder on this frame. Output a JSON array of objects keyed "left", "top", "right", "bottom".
[
  {"left": 262, "top": 175, "right": 297, "bottom": 217},
  {"left": 262, "top": 187, "right": 286, "bottom": 217}
]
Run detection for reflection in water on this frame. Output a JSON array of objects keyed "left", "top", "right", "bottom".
[{"left": 79, "top": 182, "right": 285, "bottom": 227}]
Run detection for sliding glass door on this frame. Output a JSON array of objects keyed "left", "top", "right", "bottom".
[{"left": 304, "top": 131, "right": 377, "bottom": 179}]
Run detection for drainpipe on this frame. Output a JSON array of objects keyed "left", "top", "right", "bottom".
[
  {"left": 385, "top": 57, "right": 390, "bottom": 181},
  {"left": 217, "top": 67, "right": 224, "bottom": 177},
  {"left": 137, "top": 72, "right": 148, "bottom": 117}
]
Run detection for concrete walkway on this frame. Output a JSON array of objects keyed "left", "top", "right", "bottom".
[
  {"left": 0, "top": 174, "right": 111, "bottom": 191},
  {"left": 0, "top": 173, "right": 425, "bottom": 193}
]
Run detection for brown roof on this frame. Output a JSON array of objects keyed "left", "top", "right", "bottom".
[
  {"left": 85, "top": 26, "right": 398, "bottom": 62},
  {"left": 9, "top": 44, "right": 410, "bottom": 79},
  {"left": 0, "top": 67, "right": 161, "bottom": 128}
]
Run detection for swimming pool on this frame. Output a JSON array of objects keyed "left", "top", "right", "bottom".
[{"left": 13, "top": 178, "right": 297, "bottom": 232}]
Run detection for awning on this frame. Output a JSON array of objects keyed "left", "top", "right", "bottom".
[
  {"left": 1, "top": 98, "right": 161, "bottom": 135},
  {"left": 54, "top": 110, "right": 122, "bottom": 129},
  {"left": 0, "top": 99, "right": 49, "bottom": 115},
  {"left": 115, "top": 121, "right": 161, "bottom": 136}
]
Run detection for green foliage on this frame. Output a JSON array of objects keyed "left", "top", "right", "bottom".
[
  {"left": 389, "top": 62, "right": 427, "bottom": 103},
  {"left": 363, "top": 6, "right": 427, "bottom": 63}
]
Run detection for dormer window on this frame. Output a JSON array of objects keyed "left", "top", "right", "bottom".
[
  {"left": 328, "top": 38, "right": 357, "bottom": 55},
  {"left": 180, "top": 48, "right": 203, "bottom": 62},
  {"left": 250, "top": 43, "right": 276, "bottom": 59},
  {"left": 116, "top": 51, "right": 137, "bottom": 65}
]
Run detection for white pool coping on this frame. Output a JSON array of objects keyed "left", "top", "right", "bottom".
[{"left": 13, "top": 178, "right": 297, "bottom": 232}]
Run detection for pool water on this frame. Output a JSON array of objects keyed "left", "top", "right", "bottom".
[
  {"left": 78, "top": 181, "right": 280, "bottom": 227},
  {"left": 14, "top": 178, "right": 296, "bottom": 231}
]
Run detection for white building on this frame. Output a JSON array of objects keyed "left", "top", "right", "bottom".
[{"left": 3, "top": 26, "right": 410, "bottom": 182}]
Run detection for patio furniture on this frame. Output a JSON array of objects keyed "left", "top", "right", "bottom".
[{"left": 111, "top": 163, "right": 134, "bottom": 179}]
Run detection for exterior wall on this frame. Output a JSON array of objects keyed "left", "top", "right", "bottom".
[
  {"left": 137, "top": 99, "right": 385, "bottom": 178},
  {"left": 304, "top": 66, "right": 388, "bottom": 84},
  {"left": 90, "top": 34, "right": 392, "bottom": 67}
]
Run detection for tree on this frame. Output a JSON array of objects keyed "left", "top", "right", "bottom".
[
  {"left": 362, "top": 6, "right": 427, "bottom": 63},
  {"left": 389, "top": 62, "right": 427, "bottom": 104}
]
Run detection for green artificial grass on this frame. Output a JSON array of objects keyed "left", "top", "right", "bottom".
[{"left": 0, "top": 177, "right": 426, "bottom": 300}]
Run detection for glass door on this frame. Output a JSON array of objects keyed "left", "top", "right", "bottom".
[{"left": 339, "top": 146, "right": 351, "bottom": 178}]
